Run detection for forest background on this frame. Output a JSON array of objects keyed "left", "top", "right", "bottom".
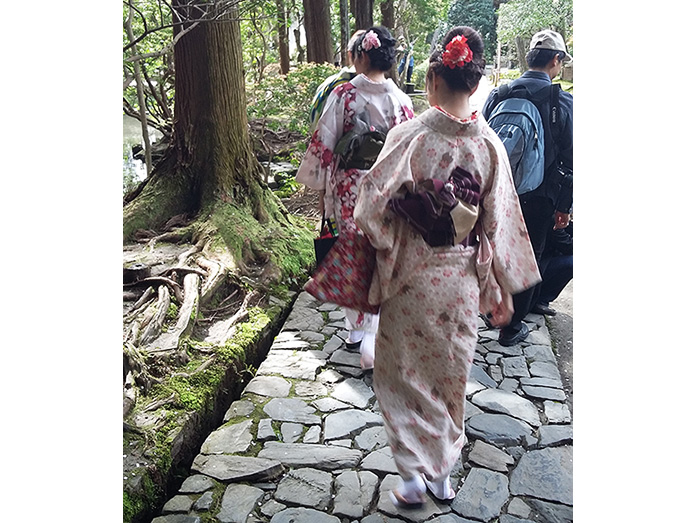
[{"left": 2, "top": 1, "right": 696, "bottom": 523}]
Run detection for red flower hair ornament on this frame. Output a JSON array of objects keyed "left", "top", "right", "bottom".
[{"left": 441, "top": 35, "right": 473, "bottom": 69}]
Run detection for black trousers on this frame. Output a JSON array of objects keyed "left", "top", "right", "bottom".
[{"left": 505, "top": 195, "right": 555, "bottom": 332}]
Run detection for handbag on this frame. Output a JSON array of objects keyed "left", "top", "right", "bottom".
[
  {"left": 304, "top": 228, "right": 379, "bottom": 314},
  {"left": 313, "top": 215, "right": 338, "bottom": 264}
]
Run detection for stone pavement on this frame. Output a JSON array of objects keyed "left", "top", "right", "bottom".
[{"left": 151, "top": 290, "right": 572, "bottom": 523}]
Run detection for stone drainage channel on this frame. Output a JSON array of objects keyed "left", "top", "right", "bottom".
[{"left": 150, "top": 291, "right": 572, "bottom": 523}]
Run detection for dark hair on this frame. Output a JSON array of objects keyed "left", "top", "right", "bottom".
[
  {"left": 427, "top": 26, "right": 485, "bottom": 93},
  {"left": 526, "top": 48, "right": 564, "bottom": 68},
  {"left": 352, "top": 25, "right": 397, "bottom": 72}
]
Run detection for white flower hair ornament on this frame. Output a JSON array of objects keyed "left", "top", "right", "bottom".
[{"left": 359, "top": 31, "right": 381, "bottom": 52}]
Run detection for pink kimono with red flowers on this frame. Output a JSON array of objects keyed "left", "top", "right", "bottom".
[
  {"left": 354, "top": 107, "right": 540, "bottom": 481},
  {"left": 296, "top": 74, "right": 414, "bottom": 334}
]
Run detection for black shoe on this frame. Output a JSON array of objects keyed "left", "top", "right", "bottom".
[
  {"left": 498, "top": 323, "right": 529, "bottom": 347},
  {"left": 531, "top": 303, "right": 557, "bottom": 316},
  {"left": 345, "top": 340, "right": 362, "bottom": 352}
]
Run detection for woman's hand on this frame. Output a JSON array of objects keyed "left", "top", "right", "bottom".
[{"left": 488, "top": 291, "right": 513, "bottom": 327}]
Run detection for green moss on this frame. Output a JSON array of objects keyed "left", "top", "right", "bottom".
[{"left": 123, "top": 473, "right": 158, "bottom": 523}]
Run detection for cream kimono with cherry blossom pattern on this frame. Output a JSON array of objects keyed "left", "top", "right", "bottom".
[{"left": 354, "top": 107, "right": 540, "bottom": 481}]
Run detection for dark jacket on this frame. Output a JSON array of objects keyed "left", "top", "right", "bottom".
[{"left": 482, "top": 71, "right": 573, "bottom": 213}]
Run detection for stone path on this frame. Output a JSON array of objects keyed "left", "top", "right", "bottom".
[{"left": 151, "top": 291, "right": 572, "bottom": 523}]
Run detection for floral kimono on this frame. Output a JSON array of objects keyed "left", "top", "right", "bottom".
[
  {"left": 354, "top": 106, "right": 540, "bottom": 481},
  {"left": 296, "top": 74, "right": 414, "bottom": 336}
]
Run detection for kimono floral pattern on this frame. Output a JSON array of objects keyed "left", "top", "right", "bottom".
[{"left": 353, "top": 107, "right": 541, "bottom": 481}]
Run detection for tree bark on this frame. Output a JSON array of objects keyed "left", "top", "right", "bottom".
[
  {"left": 339, "top": 0, "right": 350, "bottom": 65},
  {"left": 276, "top": 0, "right": 291, "bottom": 74},
  {"left": 353, "top": 0, "right": 374, "bottom": 30},
  {"left": 124, "top": 1, "right": 265, "bottom": 239},
  {"left": 515, "top": 35, "right": 528, "bottom": 73},
  {"left": 379, "top": 0, "right": 394, "bottom": 29},
  {"left": 303, "top": 0, "right": 333, "bottom": 64}
]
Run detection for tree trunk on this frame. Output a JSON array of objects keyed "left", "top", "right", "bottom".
[
  {"left": 339, "top": 0, "right": 350, "bottom": 65},
  {"left": 379, "top": 0, "right": 394, "bottom": 29},
  {"left": 353, "top": 0, "right": 374, "bottom": 30},
  {"left": 515, "top": 35, "right": 528, "bottom": 73},
  {"left": 123, "top": 1, "right": 264, "bottom": 240},
  {"left": 303, "top": 0, "right": 333, "bottom": 64},
  {"left": 276, "top": 0, "right": 291, "bottom": 74}
]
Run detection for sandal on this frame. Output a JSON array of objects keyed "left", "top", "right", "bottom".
[
  {"left": 424, "top": 476, "right": 456, "bottom": 504},
  {"left": 389, "top": 488, "right": 424, "bottom": 509},
  {"left": 345, "top": 340, "right": 362, "bottom": 352}
]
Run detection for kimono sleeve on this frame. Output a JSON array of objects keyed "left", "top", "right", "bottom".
[
  {"left": 478, "top": 135, "right": 541, "bottom": 311},
  {"left": 295, "top": 89, "right": 344, "bottom": 191}
]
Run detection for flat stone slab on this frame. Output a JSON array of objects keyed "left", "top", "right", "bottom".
[
  {"left": 217, "top": 484, "right": 264, "bottom": 523},
  {"left": 466, "top": 413, "right": 534, "bottom": 446},
  {"left": 322, "top": 335, "right": 344, "bottom": 354},
  {"left": 257, "top": 349, "right": 325, "bottom": 380},
  {"left": 179, "top": 474, "right": 215, "bottom": 493},
  {"left": 280, "top": 422, "right": 304, "bottom": 443},
  {"left": 274, "top": 468, "right": 333, "bottom": 510},
  {"left": 538, "top": 425, "right": 573, "bottom": 447},
  {"left": 377, "top": 474, "right": 450, "bottom": 521},
  {"left": 329, "top": 349, "right": 362, "bottom": 368},
  {"left": 471, "top": 389, "right": 541, "bottom": 427},
  {"left": 360, "top": 446, "right": 399, "bottom": 474},
  {"left": 223, "top": 399, "right": 254, "bottom": 422},
  {"left": 528, "top": 361, "right": 561, "bottom": 381},
  {"left": 311, "top": 397, "right": 351, "bottom": 413},
  {"left": 501, "top": 356, "right": 531, "bottom": 378},
  {"left": 333, "top": 470, "right": 378, "bottom": 519},
  {"left": 523, "top": 344, "right": 557, "bottom": 363},
  {"left": 355, "top": 425, "right": 388, "bottom": 451},
  {"left": 544, "top": 401, "right": 572, "bottom": 423},
  {"left": 162, "top": 495, "right": 194, "bottom": 514},
  {"left": 520, "top": 376, "right": 564, "bottom": 389},
  {"left": 330, "top": 377, "right": 374, "bottom": 408},
  {"left": 263, "top": 397, "right": 321, "bottom": 424},
  {"left": 151, "top": 516, "right": 201, "bottom": 523},
  {"left": 257, "top": 418, "right": 277, "bottom": 441},
  {"left": 294, "top": 380, "right": 328, "bottom": 397},
  {"left": 243, "top": 376, "right": 291, "bottom": 397},
  {"left": 467, "top": 440, "right": 515, "bottom": 473},
  {"left": 509, "top": 446, "right": 573, "bottom": 505},
  {"left": 258, "top": 442, "right": 362, "bottom": 470},
  {"left": 200, "top": 419, "right": 253, "bottom": 454},
  {"left": 469, "top": 364, "right": 498, "bottom": 388},
  {"left": 324, "top": 408, "right": 383, "bottom": 440},
  {"left": 521, "top": 385, "right": 566, "bottom": 401},
  {"left": 191, "top": 454, "right": 283, "bottom": 482},
  {"left": 270, "top": 507, "right": 341, "bottom": 523},
  {"left": 451, "top": 467, "right": 509, "bottom": 521}
]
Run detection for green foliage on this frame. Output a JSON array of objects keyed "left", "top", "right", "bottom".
[
  {"left": 497, "top": 0, "right": 573, "bottom": 53},
  {"left": 273, "top": 174, "right": 302, "bottom": 199},
  {"left": 447, "top": 0, "right": 498, "bottom": 63},
  {"left": 247, "top": 62, "right": 341, "bottom": 136}
]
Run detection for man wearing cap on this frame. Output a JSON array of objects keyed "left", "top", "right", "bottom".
[{"left": 482, "top": 29, "right": 573, "bottom": 346}]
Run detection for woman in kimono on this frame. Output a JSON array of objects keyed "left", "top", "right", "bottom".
[
  {"left": 296, "top": 25, "right": 414, "bottom": 370},
  {"left": 354, "top": 27, "right": 540, "bottom": 506}
]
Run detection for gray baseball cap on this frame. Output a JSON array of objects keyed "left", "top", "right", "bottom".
[{"left": 529, "top": 30, "right": 572, "bottom": 63}]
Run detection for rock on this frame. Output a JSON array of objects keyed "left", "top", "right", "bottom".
[
  {"left": 322, "top": 335, "right": 344, "bottom": 355},
  {"left": 361, "top": 446, "right": 399, "bottom": 474},
  {"left": 192, "top": 491, "right": 213, "bottom": 511},
  {"left": 257, "top": 418, "right": 277, "bottom": 441},
  {"left": 162, "top": 495, "right": 194, "bottom": 514},
  {"left": 312, "top": 397, "right": 351, "bottom": 413},
  {"left": 501, "top": 356, "right": 531, "bottom": 378},
  {"left": 376, "top": 474, "right": 450, "bottom": 521},
  {"left": 451, "top": 468, "right": 509, "bottom": 521},
  {"left": 483, "top": 341, "right": 523, "bottom": 356},
  {"left": 331, "top": 377, "right": 375, "bottom": 408},
  {"left": 525, "top": 497, "right": 573, "bottom": 522},
  {"left": 523, "top": 344, "right": 557, "bottom": 363},
  {"left": 257, "top": 349, "right": 325, "bottom": 380},
  {"left": 270, "top": 507, "right": 341, "bottom": 522},
  {"left": 261, "top": 499, "right": 286, "bottom": 518},
  {"left": 544, "top": 401, "right": 572, "bottom": 424},
  {"left": 537, "top": 425, "right": 573, "bottom": 448},
  {"left": 263, "top": 398, "right": 321, "bottom": 424},
  {"left": 217, "top": 484, "right": 264, "bottom": 523},
  {"left": 470, "top": 389, "right": 541, "bottom": 427},
  {"left": 151, "top": 516, "right": 200, "bottom": 523},
  {"left": 507, "top": 497, "right": 532, "bottom": 518},
  {"left": 499, "top": 515, "right": 535, "bottom": 523},
  {"left": 333, "top": 470, "right": 378, "bottom": 518},
  {"left": 520, "top": 376, "right": 564, "bottom": 389},
  {"left": 466, "top": 440, "right": 514, "bottom": 473},
  {"left": 223, "top": 399, "right": 254, "bottom": 422},
  {"left": 355, "top": 425, "right": 388, "bottom": 451},
  {"left": 466, "top": 413, "right": 533, "bottom": 446},
  {"left": 303, "top": 425, "right": 322, "bottom": 443},
  {"left": 525, "top": 328, "right": 550, "bottom": 346},
  {"left": 299, "top": 330, "right": 326, "bottom": 345},
  {"left": 329, "top": 349, "right": 362, "bottom": 368},
  {"left": 258, "top": 442, "right": 362, "bottom": 470},
  {"left": 429, "top": 515, "right": 481, "bottom": 523},
  {"left": 295, "top": 380, "right": 328, "bottom": 397},
  {"left": 280, "top": 422, "right": 304, "bottom": 443},
  {"left": 191, "top": 454, "right": 283, "bottom": 482},
  {"left": 274, "top": 468, "right": 333, "bottom": 510},
  {"left": 509, "top": 446, "right": 573, "bottom": 505},
  {"left": 243, "top": 376, "right": 292, "bottom": 397},
  {"left": 521, "top": 385, "right": 566, "bottom": 401},
  {"left": 200, "top": 419, "right": 254, "bottom": 454},
  {"left": 317, "top": 369, "right": 344, "bottom": 384},
  {"left": 498, "top": 378, "right": 519, "bottom": 393},
  {"left": 179, "top": 474, "right": 215, "bottom": 493},
  {"left": 469, "top": 364, "right": 497, "bottom": 388},
  {"left": 528, "top": 361, "right": 561, "bottom": 381},
  {"left": 324, "top": 409, "right": 383, "bottom": 440}
]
